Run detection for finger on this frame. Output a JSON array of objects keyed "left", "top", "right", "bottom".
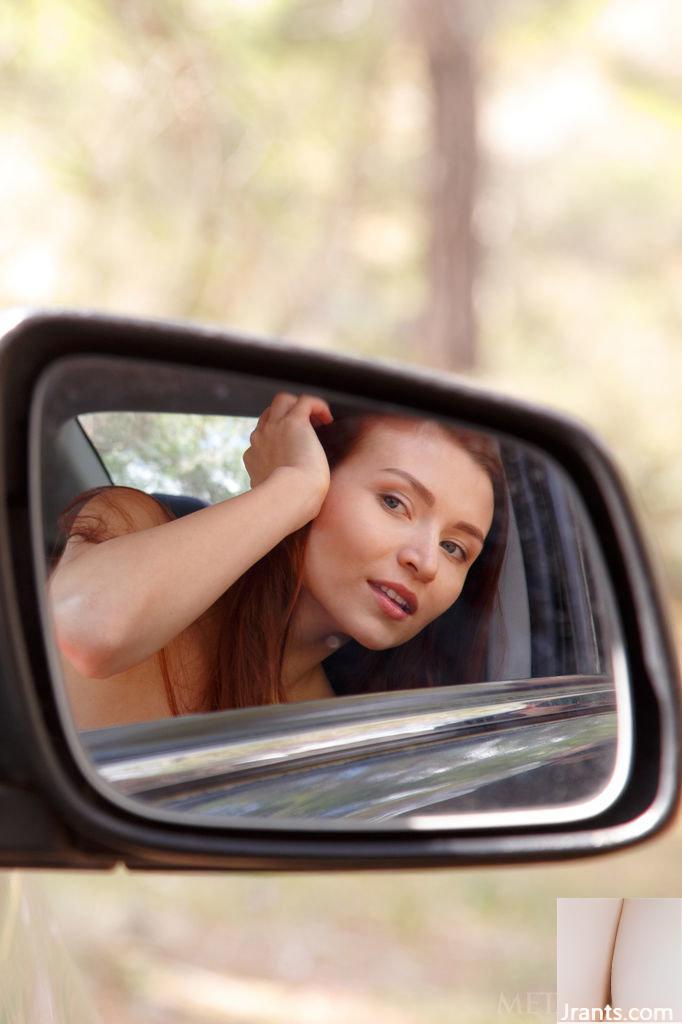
[
  {"left": 253, "top": 401, "right": 275, "bottom": 431},
  {"left": 268, "top": 392, "right": 299, "bottom": 421},
  {"left": 290, "top": 395, "right": 333, "bottom": 427}
]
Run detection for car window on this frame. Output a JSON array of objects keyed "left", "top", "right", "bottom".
[
  {"left": 74, "top": 406, "right": 614, "bottom": 686},
  {"left": 78, "top": 412, "right": 255, "bottom": 504}
]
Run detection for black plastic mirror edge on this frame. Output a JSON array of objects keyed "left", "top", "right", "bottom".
[{"left": 0, "top": 309, "right": 678, "bottom": 871}]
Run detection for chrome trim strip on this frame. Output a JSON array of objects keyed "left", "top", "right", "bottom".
[{"left": 84, "top": 677, "right": 615, "bottom": 805}]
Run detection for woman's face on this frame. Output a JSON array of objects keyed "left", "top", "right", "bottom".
[{"left": 300, "top": 420, "right": 496, "bottom": 651}]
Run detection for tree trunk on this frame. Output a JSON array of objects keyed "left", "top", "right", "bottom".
[{"left": 409, "top": 0, "right": 479, "bottom": 372}]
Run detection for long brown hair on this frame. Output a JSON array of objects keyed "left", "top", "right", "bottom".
[
  {"left": 316, "top": 414, "right": 509, "bottom": 697},
  {"left": 53, "top": 412, "right": 509, "bottom": 715}
]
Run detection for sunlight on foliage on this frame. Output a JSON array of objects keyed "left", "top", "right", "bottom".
[
  {"left": 79, "top": 412, "right": 254, "bottom": 502},
  {"left": 2, "top": 3, "right": 681, "bottom": 1013}
]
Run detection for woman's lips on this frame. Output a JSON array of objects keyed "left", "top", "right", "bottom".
[{"left": 368, "top": 582, "right": 410, "bottom": 621}]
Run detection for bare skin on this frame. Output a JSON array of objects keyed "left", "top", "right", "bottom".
[
  {"left": 50, "top": 393, "right": 334, "bottom": 728},
  {"left": 49, "top": 394, "right": 494, "bottom": 729}
]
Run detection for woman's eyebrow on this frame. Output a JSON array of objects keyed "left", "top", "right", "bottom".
[
  {"left": 381, "top": 467, "right": 435, "bottom": 506},
  {"left": 380, "top": 467, "right": 485, "bottom": 546}
]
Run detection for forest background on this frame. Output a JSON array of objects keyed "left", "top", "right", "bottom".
[{"left": 2, "top": 1, "right": 682, "bottom": 1021}]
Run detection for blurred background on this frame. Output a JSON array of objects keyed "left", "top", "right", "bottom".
[{"left": 2, "top": 0, "right": 681, "bottom": 1020}]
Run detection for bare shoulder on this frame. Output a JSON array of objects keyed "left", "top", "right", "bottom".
[
  {"left": 66, "top": 485, "right": 176, "bottom": 536},
  {"left": 51, "top": 487, "right": 219, "bottom": 729},
  {"left": 54, "top": 486, "right": 176, "bottom": 572}
]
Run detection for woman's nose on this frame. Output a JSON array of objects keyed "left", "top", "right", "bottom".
[{"left": 397, "top": 540, "right": 438, "bottom": 582}]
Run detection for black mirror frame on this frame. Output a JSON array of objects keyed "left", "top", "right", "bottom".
[{"left": 0, "top": 309, "right": 678, "bottom": 871}]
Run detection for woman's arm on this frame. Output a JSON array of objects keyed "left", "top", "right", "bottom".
[{"left": 49, "top": 393, "right": 332, "bottom": 679}]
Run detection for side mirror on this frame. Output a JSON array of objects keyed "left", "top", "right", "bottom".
[{"left": 0, "top": 310, "right": 678, "bottom": 870}]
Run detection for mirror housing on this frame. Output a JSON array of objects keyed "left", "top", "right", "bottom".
[{"left": 0, "top": 309, "right": 678, "bottom": 870}]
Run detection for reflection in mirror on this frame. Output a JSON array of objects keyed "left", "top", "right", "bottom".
[{"left": 32, "top": 356, "right": 629, "bottom": 829}]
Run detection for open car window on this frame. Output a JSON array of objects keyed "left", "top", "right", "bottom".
[{"left": 74, "top": 411, "right": 610, "bottom": 687}]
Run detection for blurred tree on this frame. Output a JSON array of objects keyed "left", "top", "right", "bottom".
[
  {"left": 406, "top": 0, "right": 482, "bottom": 371},
  {"left": 4, "top": 0, "right": 682, "bottom": 590}
]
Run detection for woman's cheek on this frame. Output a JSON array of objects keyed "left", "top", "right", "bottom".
[
  {"left": 331, "top": 503, "right": 381, "bottom": 559},
  {"left": 428, "top": 577, "right": 466, "bottom": 624}
]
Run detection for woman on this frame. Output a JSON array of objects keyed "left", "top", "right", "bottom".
[{"left": 48, "top": 393, "right": 509, "bottom": 729}]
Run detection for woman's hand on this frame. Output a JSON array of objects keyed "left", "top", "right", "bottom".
[{"left": 243, "top": 393, "right": 334, "bottom": 519}]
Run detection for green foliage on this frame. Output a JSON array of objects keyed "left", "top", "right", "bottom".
[
  {"left": 79, "top": 412, "right": 254, "bottom": 502},
  {"left": 3, "top": 0, "right": 681, "bottom": 587},
  {"left": 471, "top": 0, "right": 682, "bottom": 590},
  {"left": 5, "top": 7, "right": 682, "bottom": 1019},
  {"left": 1, "top": 0, "right": 421, "bottom": 355}
]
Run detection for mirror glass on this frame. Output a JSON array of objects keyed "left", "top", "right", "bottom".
[{"left": 31, "top": 354, "right": 630, "bottom": 830}]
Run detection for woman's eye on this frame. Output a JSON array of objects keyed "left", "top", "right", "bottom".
[
  {"left": 441, "top": 540, "right": 467, "bottom": 562},
  {"left": 380, "top": 494, "right": 405, "bottom": 513}
]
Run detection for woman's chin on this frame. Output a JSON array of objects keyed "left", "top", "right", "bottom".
[
  {"left": 320, "top": 604, "right": 419, "bottom": 651},
  {"left": 344, "top": 622, "right": 411, "bottom": 652}
]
